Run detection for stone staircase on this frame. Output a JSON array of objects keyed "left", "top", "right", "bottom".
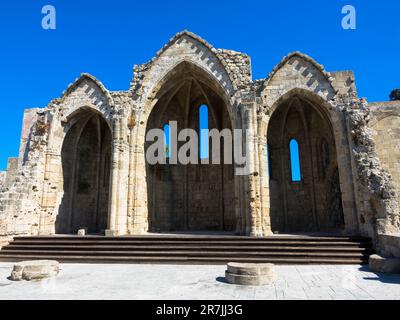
[{"left": 0, "top": 235, "right": 374, "bottom": 265}]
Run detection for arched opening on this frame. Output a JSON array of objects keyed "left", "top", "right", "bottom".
[
  {"left": 56, "top": 109, "right": 112, "bottom": 235},
  {"left": 267, "top": 94, "right": 344, "bottom": 233},
  {"left": 145, "top": 62, "right": 235, "bottom": 233}
]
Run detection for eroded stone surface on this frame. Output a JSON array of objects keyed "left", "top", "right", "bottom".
[
  {"left": 227, "top": 262, "right": 276, "bottom": 276},
  {"left": 225, "top": 271, "right": 277, "bottom": 286},
  {"left": 369, "top": 254, "right": 400, "bottom": 274},
  {"left": 10, "top": 260, "right": 59, "bottom": 281},
  {"left": 378, "top": 234, "right": 400, "bottom": 257},
  {"left": 225, "top": 263, "right": 277, "bottom": 286},
  {"left": 0, "top": 172, "right": 5, "bottom": 189}
]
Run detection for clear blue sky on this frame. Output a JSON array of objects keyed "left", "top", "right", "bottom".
[{"left": 0, "top": 0, "right": 399, "bottom": 170}]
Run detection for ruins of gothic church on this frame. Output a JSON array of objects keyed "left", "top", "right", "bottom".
[{"left": 0, "top": 31, "right": 399, "bottom": 262}]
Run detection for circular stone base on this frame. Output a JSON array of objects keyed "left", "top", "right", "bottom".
[
  {"left": 10, "top": 260, "right": 59, "bottom": 281},
  {"left": 225, "top": 263, "right": 277, "bottom": 286},
  {"left": 227, "top": 262, "right": 276, "bottom": 276}
]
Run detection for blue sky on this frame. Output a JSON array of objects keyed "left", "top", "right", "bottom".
[{"left": 0, "top": 0, "right": 399, "bottom": 170}]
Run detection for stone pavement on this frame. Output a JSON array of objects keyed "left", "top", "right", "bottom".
[{"left": 0, "top": 263, "right": 399, "bottom": 300}]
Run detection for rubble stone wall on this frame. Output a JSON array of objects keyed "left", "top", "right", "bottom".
[
  {"left": 5, "top": 158, "right": 18, "bottom": 188},
  {"left": 0, "top": 172, "right": 5, "bottom": 189},
  {"left": 336, "top": 97, "right": 400, "bottom": 243}
]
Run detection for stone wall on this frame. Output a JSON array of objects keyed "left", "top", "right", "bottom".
[
  {"left": 333, "top": 96, "right": 400, "bottom": 241},
  {"left": 370, "top": 102, "right": 400, "bottom": 211},
  {"left": 0, "top": 158, "right": 19, "bottom": 191},
  {"left": 331, "top": 71, "right": 357, "bottom": 96},
  {"left": 0, "top": 109, "right": 50, "bottom": 239},
  {"left": 19, "top": 108, "right": 41, "bottom": 164},
  {"left": 5, "top": 158, "right": 18, "bottom": 188},
  {"left": 0, "top": 172, "right": 5, "bottom": 189}
]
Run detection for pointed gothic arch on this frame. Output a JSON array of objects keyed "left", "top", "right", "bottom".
[
  {"left": 142, "top": 61, "right": 236, "bottom": 233},
  {"left": 56, "top": 108, "right": 112, "bottom": 234},
  {"left": 267, "top": 90, "right": 344, "bottom": 233}
]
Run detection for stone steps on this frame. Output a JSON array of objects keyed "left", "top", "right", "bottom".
[
  {"left": 0, "top": 235, "right": 374, "bottom": 265},
  {"left": 7, "top": 240, "right": 371, "bottom": 245},
  {"left": 3, "top": 245, "right": 372, "bottom": 252},
  {"left": 17, "top": 235, "right": 370, "bottom": 241},
  {"left": 0, "top": 255, "right": 366, "bottom": 265},
  {"left": 0, "top": 249, "right": 370, "bottom": 258}
]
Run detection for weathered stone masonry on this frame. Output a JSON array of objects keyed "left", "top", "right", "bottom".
[{"left": 0, "top": 31, "right": 399, "bottom": 259}]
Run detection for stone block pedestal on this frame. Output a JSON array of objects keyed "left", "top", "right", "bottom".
[{"left": 225, "top": 262, "right": 277, "bottom": 286}]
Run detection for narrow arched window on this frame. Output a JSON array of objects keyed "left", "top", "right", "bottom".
[
  {"left": 199, "top": 105, "right": 209, "bottom": 160},
  {"left": 164, "top": 124, "right": 171, "bottom": 158},
  {"left": 289, "top": 139, "right": 301, "bottom": 182}
]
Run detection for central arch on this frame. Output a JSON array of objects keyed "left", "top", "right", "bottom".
[
  {"left": 145, "top": 62, "right": 236, "bottom": 233},
  {"left": 267, "top": 92, "right": 344, "bottom": 233}
]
